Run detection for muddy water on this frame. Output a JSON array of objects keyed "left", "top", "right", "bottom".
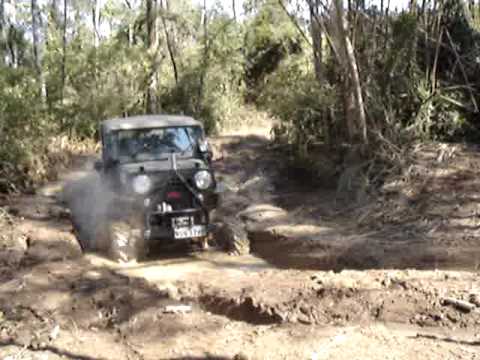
[{"left": 86, "top": 251, "right": 276, "bottom": 287}]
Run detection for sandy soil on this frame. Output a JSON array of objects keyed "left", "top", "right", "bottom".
[{"left": 1, "top": 128, "right": 480, "bottom": 359}]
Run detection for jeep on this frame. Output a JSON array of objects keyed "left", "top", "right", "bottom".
[{"left": 91, "top": 115, "right": 219, "bottom": 261}]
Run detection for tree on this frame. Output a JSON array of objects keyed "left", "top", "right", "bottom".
[
  {"left": 92, "top": 0, "right": 101, "bottom": 47},
  {"left": 31, "top": 0, "right": 46, "bottom": 99},
  {"left": 61, "top": 0, "right": 67, "bottom": 102},
  {"left": 332, "top": 0, "right": 367, "bottom": 144},
  {"left": 146, "top": 0, "right": 159, "bottom": 114},
  {"left": 308, "top": 0, "right": 324, "bottom": 82},
  {"left": 0, "top": 0, "right": 5, "bottom": 65},
  {"left": 160, "top": 0, "right": 179, "bottom": 85},
  {"left": 198, "top": 0, "right": 208, "bottom": 104}
]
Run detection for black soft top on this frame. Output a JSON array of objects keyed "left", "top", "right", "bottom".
[{"left": 101, "top": 115, "right": 202, "bottom": 132}]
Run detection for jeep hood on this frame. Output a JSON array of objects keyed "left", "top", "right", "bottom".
[{"left": 118, "top": 157, "right": 208, "bottom": 175}]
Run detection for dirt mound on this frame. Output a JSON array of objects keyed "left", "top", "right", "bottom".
[
  {"left": 195, "top": 269, "right": 480, "bottom": 330},
  {"left": 351, "top": 143, "right": 480, "bottom": 269},
  {"left": 243, "top": 142, "right": 480, "bottom": 272}
]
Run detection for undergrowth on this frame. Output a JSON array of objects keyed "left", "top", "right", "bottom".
[{"left": 0, "top": 135, "right": 98, "bottom": 193}]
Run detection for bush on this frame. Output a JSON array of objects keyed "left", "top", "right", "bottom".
[{"left": 258, "top": 54, "right": 340, "bottom": 147}]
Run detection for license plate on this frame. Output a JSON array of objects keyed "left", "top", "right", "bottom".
[
  {"left": 174, "top": 225, "right": 207, "bottom": 239},
  {"left": 172, "top": 216, "right": 192, "bottom": 228}
]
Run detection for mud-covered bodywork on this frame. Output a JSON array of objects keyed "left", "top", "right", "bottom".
[{"left": 94, "top": 115, "right": 218, "bottom": 260}]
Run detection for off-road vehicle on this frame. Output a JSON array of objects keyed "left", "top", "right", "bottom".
[{"left": 89, "top": 115, "right": 220, "bottom": 261}]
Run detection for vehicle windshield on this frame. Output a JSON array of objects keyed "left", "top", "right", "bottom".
[{"left": 115, "top": 126, "right": 203, "bottom": 163}]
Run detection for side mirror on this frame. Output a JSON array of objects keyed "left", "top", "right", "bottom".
[
  {"left": 198, "top": 139, "right": 209, "bottom": 153},
  {"left": 94, "top": 160, "right": 103, "bottom": 172},
  {"left": 198, "top": 140, "right": 212, "bottom": 162}
]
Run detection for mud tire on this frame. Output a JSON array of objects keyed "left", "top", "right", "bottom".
[
  {"left": 213, "top": 218, "right": 250, "bottom": 255},
  {"left": 108, "top": 220, "right": 146, "bottom": 262},
  {"left": 92, "top": 218, "right": 110, "bottom": 252}
]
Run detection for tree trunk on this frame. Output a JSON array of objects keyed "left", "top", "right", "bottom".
[
  {"left": 31, "top": 0, "right": 46, "bottom": 99},
  {"left": 128, "top": 22, "right": 133, "bottom": 46},
  {"left": 61, "top": 0, "right": 67, "bottom": 103},
  {"left": 309, "top": 0, "right": 324, "bottom": 83},
  {"left": 50, "top": 0, "right": 60, "bottom": 26},
  {"left": 0, "top": 0, "right": 5, "bottom": 65},
  {"left": 146, "top": 0, "right": 158, "bottom": 114},
  {"left": 124, "top": 0, "right": 134, "bottom": 46},
  {"left": 384, "top": 0, "right": 390, "bottom": 53},
  {"left": 232, "top": 0, "right": 236, "bottom": 21},
  {"left": 160, "top": 0, "right": 178, "bottom": 85},
  {"left": 410, "top": 0, "right": 417, "bottom": 14},
  {"left": 333, "top": 0, "right": 367, "bottom": 144},
  {"left": 90, "top": 0, "right": 101, "bottom": 121},
  {"left": 92, "top": 0, "right": 101, "bottom": 47},
  {"left": 6, "top": 0, "right": 17, "bottom": 68},
  {"left": 198, "top": 0, "right": 209, "bottom": 107}
]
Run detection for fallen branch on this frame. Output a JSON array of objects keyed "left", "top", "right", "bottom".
[
  {"left": 416, "top": 332, "right": 480, "bottom": 346},
  {"left": 441, "top": 297, "right": 476, "bottom": 312},
  {"left": 444, "top": 29, "right": 479, "bottom": 113}
]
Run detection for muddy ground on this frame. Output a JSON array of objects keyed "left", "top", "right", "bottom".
[{"left": 1, "top": 128, "right": 480, "bottom": 359}]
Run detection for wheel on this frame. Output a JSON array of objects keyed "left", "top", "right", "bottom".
[
  {"left": 200, "top": 236, "right": 211, "bottom": 251},
  {"left": 66, "top": 173, "right": 113, "bottom": 253},
  {"left": 108, "top": 220, "right": 146, "bottom": 262},
  {"left": 92, "top": 217, "right": 110, "bottom": 252},
  {"left": 213, "top": 218, "right": 250, "bottom": 255},
  {"left": 72, "top": 210, "right": 107, "bottom": 252}
]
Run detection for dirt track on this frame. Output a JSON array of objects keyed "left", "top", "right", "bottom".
[{"left": 1, "top": 129, "right": 480, "bottom": 359}]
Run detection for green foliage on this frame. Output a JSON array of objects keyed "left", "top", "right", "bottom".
[
  {"left": 410, "top": 81, "right": 469, "bottom": 140},
  {"left": 161, "top": 14, "right": 247, "bottom": 134},
  {"left": 3, "top": 0, "right": 480, "bottom": 192},
  {"left": 243, "top": 1, "right": 303, "bottom": 101},
  {"left": 0, "top": 66, "right": 57, "bottom": 190},
  {"left": 258, "top": 54, "right": 340, "bottom": 149}
]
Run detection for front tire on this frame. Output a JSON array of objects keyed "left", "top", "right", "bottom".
[
  {"left": 213, "top": 218, "right": 250, "bottom": 255},
  {"left": 108, "top": 220, "right": 146, "bottom": 262},
  {"left": 92, "top": 218, "right": 110, "bottom": 252}
]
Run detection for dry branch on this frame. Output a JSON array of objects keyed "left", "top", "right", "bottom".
[
  {"left": 416, "top": 332, "right": 480, "bottom": 346},
  {"left": 444, "top": 29, "right": 479, "bottom": 113},
  {"left": 441, "top": 297, "right": 476, "bottom": 312}
]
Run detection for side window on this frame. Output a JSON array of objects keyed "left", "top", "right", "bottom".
[
  {"left": 103, "top": 132, "right": 115, "bottom": 161},
  {"left": 189, "top": 126, "right": 203, "bottom": 141}
]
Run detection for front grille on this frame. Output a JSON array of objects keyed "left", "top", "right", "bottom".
[{"left": 164, "top": 177, "right": 193, "bottom": 210}]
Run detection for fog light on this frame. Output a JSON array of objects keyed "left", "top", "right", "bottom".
[{"left": 144, "top": 198, "right": 151, "bottom": 207}]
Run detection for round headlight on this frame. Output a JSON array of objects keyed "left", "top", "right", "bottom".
[
  {"left": 132, "top": 174, "right": 152, "bottom": 194},
  {"left": 194, "top": 170, "right": 213, "bottom": 190}
]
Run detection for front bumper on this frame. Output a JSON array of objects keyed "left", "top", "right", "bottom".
[{"left": 144, "top": 208, "right": 211, "bottom": 241}]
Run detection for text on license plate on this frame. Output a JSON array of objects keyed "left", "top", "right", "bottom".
[{"left": 174, "top": 225, "right": 207, "bottom": 239}]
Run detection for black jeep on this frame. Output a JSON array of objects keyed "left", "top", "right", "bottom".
[{"left": 91, "top": 115, "right": 219, "bottom": 261}]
